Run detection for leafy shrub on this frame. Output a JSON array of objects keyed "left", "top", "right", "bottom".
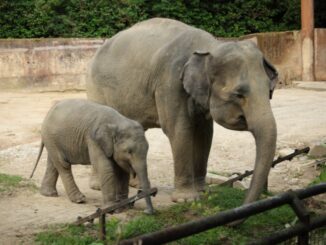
[{"left": 1, "top": 0, "right": 324, "bottom": 38}]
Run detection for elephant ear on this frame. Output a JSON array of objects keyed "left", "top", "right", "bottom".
[
  {"left": 181, "top": 51, "right": 211, "bottom": 109},
  {"left": 263, "top": 57, "right": 278, "bottom": 99},
  {"left": 91, "top": 124, "right": 117, "bottom": 158}
]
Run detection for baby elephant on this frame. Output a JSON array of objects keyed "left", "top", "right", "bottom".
[{"left": 30, "top": 99, "right": 154, "bottom": 214}]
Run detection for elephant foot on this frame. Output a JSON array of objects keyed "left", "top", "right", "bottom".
[
  {"left": 102, "top": 199, "right": 131, "bottom": 213},
  {"left": 171, "top": 189, "right": 200, "bottom": 203},
  {"left": 114, "top": 197, "right": 131, "bottom": 213},
  {"left": 40, "top": 185, "right": 58, "bottom": 197},
  {"left": 69, "top": 192, "right": 86, "bottom": 204},
  {"left": 114, "top": 205, "right": 131, "bottom": 213},
  {"left": 103, "top": 200, "right": 116, "bottom": 208},
  {"left": 144, "top": 208, "right": 155, "bottom": 215},
  {"left": 89, "top": 177, "right": 101, "bottom": 191}
]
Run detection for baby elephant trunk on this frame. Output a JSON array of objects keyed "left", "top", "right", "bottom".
[{"left": 135, "top": 164, "right": 155, "bottom": 214}]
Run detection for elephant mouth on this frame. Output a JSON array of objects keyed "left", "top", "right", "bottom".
[
  {"left": 236, "top": 115, "right": 248, "bottom": 129},
  {"left": 218, "top": 116, "right": 248, "bottom": 131}
]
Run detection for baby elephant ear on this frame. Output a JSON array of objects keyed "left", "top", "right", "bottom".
[
  {"left": 91, "top": 124, "right": 117, "bottom": 158},
  {"left": 181, "top": 51, "right": 211, "bottom": 109}
]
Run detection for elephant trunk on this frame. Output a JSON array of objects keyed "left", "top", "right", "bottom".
[
  {"left": 244, "top": 100, "right": 277, "bottom": 204},
  {"left": 134, "top": 163, "right": 155, "bottom": 214}
]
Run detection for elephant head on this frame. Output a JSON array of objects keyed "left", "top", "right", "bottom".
[
  {"left": 182, "top": 40, "right": 278, "bottom": 204},
  {"left": 93, "top": 122, "right": 154, "bottom": 214}
]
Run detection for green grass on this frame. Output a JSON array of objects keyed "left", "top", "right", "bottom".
[
  {"left": 310, "top": 165, "right": 326, "bottom": 185},
  {"left": 0, "top": 172, "right": 37, "bottom": 193},
  {"left": 35, "top": 224, "right": 98, "bottom": 245},
  {"left": 35, "top": 186, "right": 301, "bottom": 245},
  {"left": 0, "top": 173, "right": 23, "bottom": 192}
]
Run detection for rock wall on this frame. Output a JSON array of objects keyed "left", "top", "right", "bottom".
[{"left": 0, "top": 29, "right": 325, "bottom": 91}]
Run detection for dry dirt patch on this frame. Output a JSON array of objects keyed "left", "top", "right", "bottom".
[{"left": 0, "top": 88, "right": 325, "bottom": 243}]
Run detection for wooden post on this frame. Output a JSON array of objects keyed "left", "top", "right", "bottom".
[
  {"left": 301, "top": 0, "right": 315, "bottom": 81},
  {"left": 99, "top": 213, "right": 106, "bottom": 242}
]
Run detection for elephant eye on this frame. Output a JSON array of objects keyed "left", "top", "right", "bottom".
[
  {"left": 127, "top": 149, "right": 133, "bottom": 155},
  {"left": 233, "top": 93, "right": 244, "bottom": 100}
]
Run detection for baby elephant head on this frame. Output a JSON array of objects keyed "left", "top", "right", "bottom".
[{"left": 92, "top": 121, "right": 154, "bottom": 214}]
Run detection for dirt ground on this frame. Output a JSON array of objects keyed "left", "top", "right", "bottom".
[{"left": 0, "top": 87, "right": 325, "bottom": 244}]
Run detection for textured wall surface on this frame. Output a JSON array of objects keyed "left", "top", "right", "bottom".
[
  {"left": 0, "top": 39, "right": 104, "bottom": 91},
  {"left": 315, "top": 29, "right": 326, "bottom": 81},
  {"left": 254, "top": 31, "right": 303, "bottom": 86},
  {"left": 0, "top": 30, "right": 325, "bottom": 91}
]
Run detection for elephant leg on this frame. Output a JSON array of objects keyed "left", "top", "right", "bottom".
[
  {"left": 89, "top": 165, "right": 101, "bottom": 191},
  {"left": 192, "top": 115, "right": 213, "bottom": 191},
  {"left": 115, "top": 168, "right": 130, "bottom": 201},
  {"left": 156, "top": 92, "right": 213, "bottom": 202},
  {"left": 54, "top": 159, "right": 86, "bottom": 203},
  {"left": 98, "top": 162, "right": 117, "bottom": 206},
  {"left": 111, "top": 167, "right": 130, "bottom": 212},
  {"left": 169, "top": 120, "right": 212, "bottom": 202},
  {"left": 88, "top": 141, "right": 117, "bottom": 206},
  {"left": 40, "top": 156, "right": 59, "bottom": 197}
]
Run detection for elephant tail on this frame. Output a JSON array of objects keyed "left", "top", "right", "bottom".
[{"left": 30, "top": 141, "right": 44, "bottom": 178}]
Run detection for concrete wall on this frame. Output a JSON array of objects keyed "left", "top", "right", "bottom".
[
  {"left": 0, "top": 29, "right": 325, "bottom": 91},
  {"left": 315, "top": 29, "right": 326, "bottom": 81},
  {"left": 244, "top": 31, "right": 303, "bottom": 86},
  {"left": 0, "top": 39, "right": 104, "bottom": 91},
  {"left": 244, "top": 28, "right": 326, "bottom": 85}
]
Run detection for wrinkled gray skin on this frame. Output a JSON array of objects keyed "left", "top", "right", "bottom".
[
  {"left": 30, "top": 99, "right": 154, "bottom": 214},
  {"left": 87, "top": 18, "right": 278, "bottom": 205}
]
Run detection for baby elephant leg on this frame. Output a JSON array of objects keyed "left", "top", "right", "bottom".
[
  {"left": 111, "top": 167, "right": 130, "bottom": 213},
  {"left": 88, "top": 142, "right": 117, "bottom": 207},
  {"left": 115, "top": 167, "right": 130, "bottom": 201},
  {"left": 89, "top": 165, "right": 101, "bottom": 191},
  {"left": 40, "top": 156, "right": 59, "bottom": 197},
  {"left": 54, "top": 159, "right": 86, "bottom": 203}
]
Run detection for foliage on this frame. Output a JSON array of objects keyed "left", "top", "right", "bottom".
[
  {"left": 1, "top": 0, "right": 324, "bottom": 38},
  {"left": 35, "top": 186, "right": 298, "bottom": 244}
]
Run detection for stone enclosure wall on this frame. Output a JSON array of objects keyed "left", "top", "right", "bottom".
[
  {"left": 248, "top": 28, "right": 326, "bottom": 86},
  {"left": 0, "top": 38, "right": 105, "bottom": 91},
  {"left": 0, "top": 29, "right": 325, "bottom": 91}
]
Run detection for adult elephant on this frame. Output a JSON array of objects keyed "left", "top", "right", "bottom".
[{"left": 86, "top": 18, "right": 278, "bottom": 205}]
